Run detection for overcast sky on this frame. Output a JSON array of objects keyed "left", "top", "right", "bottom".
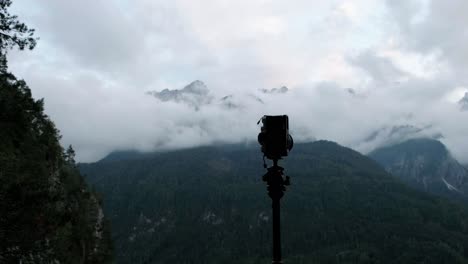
[{"left": 7, "top": 0, "right": 468, "bottom": 163}]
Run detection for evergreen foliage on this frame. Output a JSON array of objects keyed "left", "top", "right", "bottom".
[
  {"left": 81, "top": 141, "right": 468, "bottom": 264},
  {"left": 0, "top": 0, "right": 37, "bottom": 72},
  {"left": 0, "top": 1, "right": 112, "bottom": 262}
]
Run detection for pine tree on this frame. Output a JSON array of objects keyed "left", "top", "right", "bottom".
[
  {"left": 65, "top": 145, "right": 76, "bottom": 166},
  {"left": 0, "top": 0, "right": 37, "bottom": 72},
  {"left": 0, "top": 1, "right": 113, "bottom": 262}
]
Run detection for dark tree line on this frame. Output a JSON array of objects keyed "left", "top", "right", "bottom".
[
  {"left": 81, "top": 142, "right": 468, "bottom": 264},
  {"left": 0, "top": 1, "right": 113, "bottom": 262}
]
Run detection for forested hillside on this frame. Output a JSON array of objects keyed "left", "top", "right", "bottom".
[
  {"left": 0, "top": 73, "right": 113, "bottom": 262},
  {"left": 0, "top": 1, "right": 113, "bottom": 262},
  {"left": 81, "top": 141, "right": 468, "bottom": 264}
]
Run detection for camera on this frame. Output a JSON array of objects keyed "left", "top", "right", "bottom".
[{"left": 258, "top": 115, "right": 293, "bottom": 160}]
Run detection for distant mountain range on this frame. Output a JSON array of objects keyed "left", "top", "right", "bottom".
[
  {"left": 146, "top": 80, "right": 213, "bottom": 110},
  {"left": 146, "top": 80, "right": 467, "bottom": 116},
  {"left": 146, "top": 80, "right": 288, "bottom": 110},
  {"left": 145, "top": 80, "right": 466, "bottom": 155},
  {"left": 80, "top": 140, "right": 468, "bottom": 264},
  {"left": 363, "top": 125, "right": 434, "bottom": 144},
  {"left": 359, "top": 124, "right": 437, "bottom": 150}
]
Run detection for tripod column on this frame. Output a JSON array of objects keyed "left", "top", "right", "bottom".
[
  {"left": 264, "top": 160, "right": 287, "bottom": 264},
  {"left": 272, "top": 195, "right": 282, "bottom": 263}
]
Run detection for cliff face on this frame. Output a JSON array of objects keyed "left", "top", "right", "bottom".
[{"left": 370, "top": 138, "right": 468, "bottom": 198}]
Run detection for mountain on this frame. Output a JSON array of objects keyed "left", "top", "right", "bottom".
[
  {"left": 369, "top": 138, "right": 468, "bottom": 201},
  {"left": 80, "top": 141, "right": 468, "bottom": 264},
  {"left": 363, "top": 125, "right": 427, "bottom": 144},
  {"left": 146, "top": 80, "right": 213, "bottom": 110},
  {"left": 0, "top": 73, "right": 113, "bottom": 263},
  {"left": 147, "top": 80, "right": 287, "bottom": 110},
  {"left": 356, "top": 124, "right": 444, "bottom": 154}
]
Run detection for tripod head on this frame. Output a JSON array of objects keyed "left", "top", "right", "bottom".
[{"left": 263, "top": 161, "right": 290, "bottom": 199}]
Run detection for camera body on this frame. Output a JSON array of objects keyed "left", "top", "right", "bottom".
[{"left": 258, "top": 115, "right": 293, "bottom": 160}]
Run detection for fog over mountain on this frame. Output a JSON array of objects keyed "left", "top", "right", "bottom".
[
  {"left": 6, "top": 0, "right": 468, "bottom": 162},
  {"left": 147, "top": 80, "right": 213, "bottom": 110}
]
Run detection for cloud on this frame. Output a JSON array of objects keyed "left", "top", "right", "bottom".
[
  {"left": 7, "top": 0, "right": 468, "bottom": 163},
  {"left": 385, "top": 0, "right": 468, "bottom": 79}
]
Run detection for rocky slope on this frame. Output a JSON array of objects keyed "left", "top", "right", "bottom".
[{"left": 369, "top": 138, "right": 468, "bottom": 201}]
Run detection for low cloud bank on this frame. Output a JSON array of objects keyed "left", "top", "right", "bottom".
[
  {"left": 18, "top": 71, "right": 468, "bottom": 163},
  {"left": 7, "top": 0, "right": 468, "bottom": 162}
]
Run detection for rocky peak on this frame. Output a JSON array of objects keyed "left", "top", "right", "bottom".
[
  {"left": 183, "top": 80, "right": 208, "bottom": 94},
  {"left": 147, "top": 82, "right": 287, "bottom": 110},
  {"left": 147, "top": 80, "right": 212, "bottom": 110}
]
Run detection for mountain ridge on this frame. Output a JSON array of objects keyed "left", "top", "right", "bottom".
[
  {"left": 145, "top": 80, "right": 288, "bottom": 110},
  {"left": 80, "top": 140, "right": 468, "bottom": 264},
  {"left": 369, "top": 138, "right": 468, "bottom": 202}
]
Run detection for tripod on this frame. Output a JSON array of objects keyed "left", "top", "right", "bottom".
[{"left": 263, "top": 159, "right": 290, "bottom": 264}]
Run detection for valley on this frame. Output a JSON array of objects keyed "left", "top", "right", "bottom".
[{"left": 80, "top": 141, "right": 468, "bottom": 264}]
